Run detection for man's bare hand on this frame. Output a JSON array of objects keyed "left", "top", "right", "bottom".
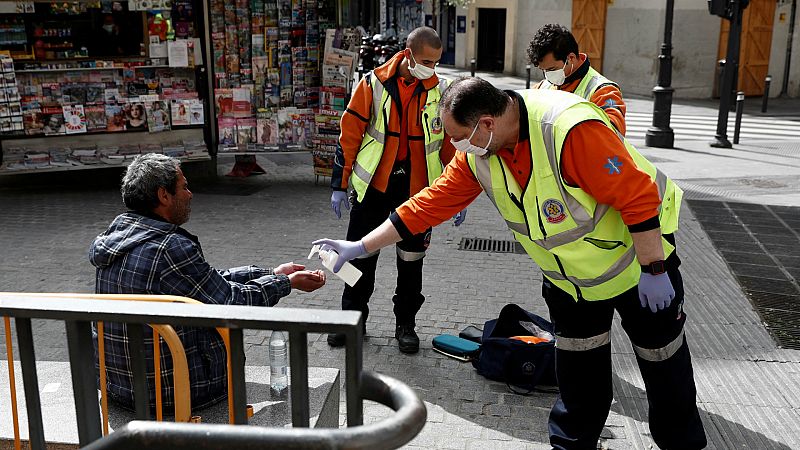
[
  {"left": 274, "top": 262, "right": 305, "bottom": 275},
  {"left": 288, "top": 270, "right": 326, "bottom": 292}
]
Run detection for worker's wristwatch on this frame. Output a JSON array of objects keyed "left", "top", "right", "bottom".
[{"left": 641, "top": 260, "right": 668, "bottom": 275}]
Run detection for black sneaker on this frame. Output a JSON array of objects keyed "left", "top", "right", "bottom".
[
  {"left": 327, "top": 323, "right": 366, "bottom": 347},
  {"left": 395, "top": 324, "right": 419, "bottom": 354}
]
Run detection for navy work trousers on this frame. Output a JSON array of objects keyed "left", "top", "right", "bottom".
[
  {"left": 341, "top": 171, "right": 430, "bottom": 326},
  {"left": 543, "top": 254, "right": 707, "bottom": 450}
]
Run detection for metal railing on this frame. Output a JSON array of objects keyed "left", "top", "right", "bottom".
[{"left": 0, "top": 293, "right": 427, "bottom": 449}]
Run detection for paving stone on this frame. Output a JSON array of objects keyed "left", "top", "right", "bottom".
[{"left": 1, "top": 157, "right": 800, "bottom": 449}]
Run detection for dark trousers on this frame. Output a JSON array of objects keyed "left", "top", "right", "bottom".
[
  {"left": 342, "top": 172, "right": 431, "bottom": 326},
  {"left": 544, "top": 254, "right": 707, "bottom": 450}
]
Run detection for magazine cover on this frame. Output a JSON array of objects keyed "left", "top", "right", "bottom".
[
  {"left": 41, "top": 105, "right": 65, "bottom": 135},
  {"left": 124, "top": 102, "right": 148, "bottom": 131},
  {"left": 146, "top": 100, "right": 171, "bottom": 132},
  {"left": 256, "top": 113, "right": 278, "bottom": 145},
  {"left": 292, "top": 108, "right": 314, "bottom": 148},
  {"left": 312, "top": 147, "right": 335, "bottom": 177},
  {"left": 188, "top": 100, "right": 204, "bottom": 125},
  {"left": 277, "top": 107, "right": 295, "bottom": 145},
  {"left": 215, "top": 88, "right": 234, "bottom": 117},
  {"left": 22, "top": 106, "right": 44, "bottom": 135},
  {"left": 85, "top": 84, "right": 105, "bottom": 104},
  {"left": 171, "top": 100, "right": 190, "bottom": 126},
  {"left": 232, "top": 86, "right": 253, "bottom": 118},
  {"left": 218, "top": 117, "right": 237, "bottom": 147},
  {"left": 61, "top": 84, "right": 87, "bottom": 105},
  {"left": 63, "top": 104, "right": 87, "bottom": 134},
  {"left": 85, "top": 104, "right": 107, "bottom": 131},
  {"left": 236, "top": 117, "right": 257, "bottom": 145},
  {"left": 104, "top": 88, "right": 122, "bottom": 104},
  {"left": 105, "top": 104, "right": 126, "bottom": 131}
]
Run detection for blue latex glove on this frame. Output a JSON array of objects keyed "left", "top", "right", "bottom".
[
  {"left": 331, "top": 190, "right": 349, "bottom": 219},
  {"left": 312, "top": 239, "right": 367, "bottom": 272},
  {"left": 452, "top": 208, "right": 467, "bottom": 226},
  {"left": 638, "top": 272, "right": 676, "bottom": 313}
]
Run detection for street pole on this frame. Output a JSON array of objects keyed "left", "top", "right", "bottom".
[
  {"left": 711, "top": 0, "right": 745, "bottom": 149},
  {"left": 645, "top": 0, "right": 675, "bottom": 149}
]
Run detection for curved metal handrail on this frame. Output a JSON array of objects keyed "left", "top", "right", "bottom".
[{"left": 82, "top": 371, "right": 427, "bottom": 450}]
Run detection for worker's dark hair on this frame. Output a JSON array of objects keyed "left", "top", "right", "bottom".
[
  {"left": 439, "top": 77, "right": 510, "bottom": 127},
  {"left": 406, "top": 26, "right": 442, "bottom": 54},
  {"left": 527, "top": 24, "right": 579, "bottom": 67}
]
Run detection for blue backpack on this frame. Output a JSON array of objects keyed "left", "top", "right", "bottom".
[{"left": 472, "top": 304, "right": 558, "bottom": 394}]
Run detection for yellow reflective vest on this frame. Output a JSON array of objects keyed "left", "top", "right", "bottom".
[
  {"left": 467, "top": 90, "right": 682, "bottom": 301},
  {"left": 350, "top": 75, "right": 450, "bottom": 202}
]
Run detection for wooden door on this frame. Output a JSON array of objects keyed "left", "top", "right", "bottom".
[
  {"left": 717, "top": 0, "right": 777, "bottom": 95},
  {"left": 572, "top": 0, "right": 607, "bottom": 72}
]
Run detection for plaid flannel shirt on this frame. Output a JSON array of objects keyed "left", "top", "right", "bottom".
[{"left": 89, "top": 212, "right": 291, "bottom": 411}]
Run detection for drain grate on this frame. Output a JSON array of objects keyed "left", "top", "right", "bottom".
[
  {"left": 689, "top": 199, "right": 800, "bottom": 350},
  {"left": 757, "top": 309, "right": 800, "bottom": 350},
  {"left": 458, "top": 237, "right": 526, "bottom": 254}
]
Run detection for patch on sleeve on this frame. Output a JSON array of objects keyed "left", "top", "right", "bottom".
[
  {"left": 601, "top": 99, "right": 617, "bottom": 110},
  {"left": 604, "top": 156, "right": 623, "bottom": 175}
]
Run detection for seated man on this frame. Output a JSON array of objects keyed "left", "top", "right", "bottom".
[
  {"left": 89, "top": 153, "right": 325, "bottom": 411},
  {"left": 527, "top": 23, "right": 627, "bottom": 135}
]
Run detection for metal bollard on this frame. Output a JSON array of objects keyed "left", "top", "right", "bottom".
[
  {"left": 470, "top": 58, "right": 476, "bottom": 77},
  {"left": 761, "top": 75, "right": 771, "bottom": 113},
  {"left": 526, "top": 64, "right": 531, "bottom": 89},
  {"left": 733, "top": 91, "right": 745, "bottom": 145}
]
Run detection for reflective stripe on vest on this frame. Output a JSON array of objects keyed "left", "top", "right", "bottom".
[
  {"left": 350, "top": 75, "right": 449, "bottom": 202},
  {"left": 574, "top": 66, "right": 618, "bottom": 101},
  {"left": 467, "top": 89, "right": 681, "bottom": 300}
]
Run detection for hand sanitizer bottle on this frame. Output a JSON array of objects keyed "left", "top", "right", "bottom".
[{"left": 308, "top": 244, "right": 363, "bottom": 286}]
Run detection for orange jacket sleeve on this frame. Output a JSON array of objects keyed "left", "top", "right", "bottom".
[
  {"left": 335, "top": 76, "right": 374, "bottom": 190},
  {"left": 561, "top": 120, "right": 660, "bottom": 226},
  {"left": 394, "top": 152, "right": 483, "bottom": 235},
  {"left": 590, "top": 84, "right": 627, "bottom": 136}
]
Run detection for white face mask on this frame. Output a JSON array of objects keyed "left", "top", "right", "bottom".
[
  {"left": 451, "top": 121, "right": 493, "bottom": 157},
  {"left": 102, "top": 24, "right": 114, "bottom": 33},
  {"left": 543, "top": 60, "right": 568, "bottom": 86},
  {"left": 408, "top": 51, "right": 436, "bottom": 80}
]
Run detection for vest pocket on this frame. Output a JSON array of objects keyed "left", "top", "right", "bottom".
[
  {"left": 359, "top": 138, "right": 375, "bottom": 152},
  {"left": 583, "top": 237, "right": 626, "bottom": 250}
]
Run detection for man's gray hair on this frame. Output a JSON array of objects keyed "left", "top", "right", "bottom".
[{"left": 121, "top": 153, "right": 181, "bottom": 212}]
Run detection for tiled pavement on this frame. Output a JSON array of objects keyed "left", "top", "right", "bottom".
[
  {"left": 1, "top": 150, "right": 799, "bottom": 448},
  {"left": 1, "top": 70, "right": 800, "bottom": 448}
]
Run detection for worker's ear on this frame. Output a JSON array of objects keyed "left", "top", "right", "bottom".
[{"left": 482, "top": 116, "right": 497, "bottom": 132}]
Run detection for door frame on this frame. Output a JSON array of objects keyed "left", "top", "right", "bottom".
[{"left": 465, "top": 0, "right": 516, "bottom": 74}]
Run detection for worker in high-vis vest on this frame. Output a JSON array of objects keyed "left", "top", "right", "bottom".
[
  {"left": 327, "top": 26, "right": 464, "bottom": 354},
  {"left": 528, "top": 23, "right": 627, "bottom": 135},
  {"left": 315, "top": 78, "right": 707, "bottom": 450}
]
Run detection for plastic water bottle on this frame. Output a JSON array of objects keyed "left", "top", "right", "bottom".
[{"left": 269, "top": 330, "right": 288, "bottom": 397}]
